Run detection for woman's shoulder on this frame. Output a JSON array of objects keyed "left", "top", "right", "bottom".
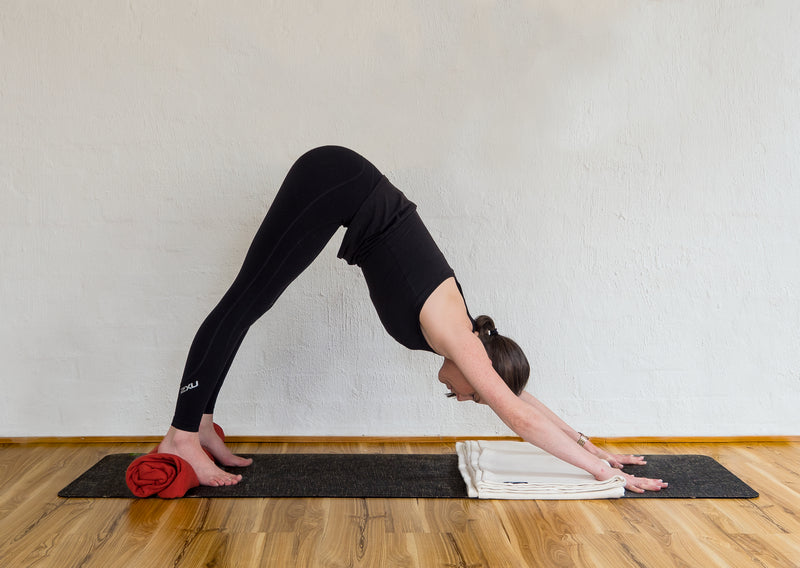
[{"left": 419, "top": 277, "right": 474, "bottom": 357}]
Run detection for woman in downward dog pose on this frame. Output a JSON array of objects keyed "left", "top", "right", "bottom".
[{"left": 158, "top": 145, "right": 667, "bottom": 494}]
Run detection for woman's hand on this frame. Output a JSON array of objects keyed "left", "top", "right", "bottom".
[
  {"left": 617, "top": 471, "right": 668, "bottom": 493},
  {"left": 584, "top": 441, "right": 647, "bottom": 469},
  {"left": 594, "top": 466, "right": 668, "bottom": 493},
  {"left": 600, "top": 451, "right": 647, "bottom": 469},
  {"left": 587, "top": 441, "right": 668, "bottom": 492}
]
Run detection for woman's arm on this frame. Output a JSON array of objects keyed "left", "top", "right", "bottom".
[
  {"left": 435, "top": 334, "right": 665, "bottom": 491},
  {"left": 419, "top": 279, "right": 666, "bottom": 493},
  {"left": 518, "top": 391, "right": 647, "bottom": 469},
  {"left": 518, "top": 391, "right": 581, "bottom": 440},
  {"left": 458, "top": 337, "right": 665, "bottom": 492}
]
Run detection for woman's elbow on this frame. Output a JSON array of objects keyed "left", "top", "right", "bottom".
[{"left": 501, "top": 406, "right": 541, "bottom": 439}]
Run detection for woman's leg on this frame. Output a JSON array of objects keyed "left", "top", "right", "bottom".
[{"left": 160, "top": 146, "right": 382, "bottom": 485}]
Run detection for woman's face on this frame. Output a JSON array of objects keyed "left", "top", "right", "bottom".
[{"left": 438, "top": 358, "right": 483, "bottom": 404}]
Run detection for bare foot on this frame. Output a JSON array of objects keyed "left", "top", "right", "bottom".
[
  {"left": 158, "top": 427, "right": 243, "bottom": 487},
  {"left": 198, "top": 415, "right": 253, "bottom": 468}
]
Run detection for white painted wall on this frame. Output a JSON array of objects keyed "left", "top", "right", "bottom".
[{"left": 2, "top": 1, "right": 798, "bottom": 438}]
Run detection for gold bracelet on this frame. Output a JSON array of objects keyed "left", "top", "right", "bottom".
[{"left": 577, "top": 432, "right": 588, "bottom": 447}]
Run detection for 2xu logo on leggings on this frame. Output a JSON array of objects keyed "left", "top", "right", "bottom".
[{"left": 180, "top": 381, "right": 199, "bottom": 395}]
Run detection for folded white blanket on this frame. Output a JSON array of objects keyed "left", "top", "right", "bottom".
[{"left": 456, "top": 440, "right": 626, "bottom": 500}]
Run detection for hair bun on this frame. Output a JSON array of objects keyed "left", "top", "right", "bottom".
[
  {"left": 474, "top": 315, "right": 497, "bottom": 337},
  {"left": 472, "top": 314, "right": 529, "bottom": 395}
]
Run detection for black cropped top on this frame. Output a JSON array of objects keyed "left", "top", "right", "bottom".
[{"left": 337, "top": 176, "right": 459, "bottom": 352}]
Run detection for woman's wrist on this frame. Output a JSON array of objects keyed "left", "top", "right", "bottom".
[
  {"left": 578, "top": 436, "right": 604, "bottom": 458},
  {"left": 590, "top": 458, "right": 613, "bottom": 480}
]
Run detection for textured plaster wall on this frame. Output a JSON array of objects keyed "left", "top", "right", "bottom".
[{"left": 1, "top": 1, "right": 799, "bottom": 438}]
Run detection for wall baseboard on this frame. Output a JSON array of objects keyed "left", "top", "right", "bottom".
[{"left": 1, "top": 435, "right": 798, "bottom": 445}]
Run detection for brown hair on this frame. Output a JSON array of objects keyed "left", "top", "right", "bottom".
[{"left": 474, "top": 315, "right": 530, "bottom": 396}]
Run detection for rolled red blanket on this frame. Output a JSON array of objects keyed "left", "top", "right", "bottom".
[
  {"left": 125, "top": 423, "right": 227, "bottom": 498},
  {"left": 126, "top": 453, "right": 199, "bottom": 498}
]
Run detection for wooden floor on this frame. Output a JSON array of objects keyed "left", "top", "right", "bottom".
[{"left": 1, "top": 440, "right": 799, "bottom": 568}]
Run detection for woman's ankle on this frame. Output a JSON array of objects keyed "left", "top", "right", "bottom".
[
  {"left": 165, "top": 426, "right": 201, "bottom": 444},
  {"left": 199, "top": 414, "right": 217, "bottom": 430}
]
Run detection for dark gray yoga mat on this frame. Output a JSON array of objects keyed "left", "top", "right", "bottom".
[{"left": 58, "top": 453, "right": 758, "bottom": 499}]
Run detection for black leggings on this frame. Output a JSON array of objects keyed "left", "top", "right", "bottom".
[{"left": 171, "top": 146, "right": 382, "bottom": 431}]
